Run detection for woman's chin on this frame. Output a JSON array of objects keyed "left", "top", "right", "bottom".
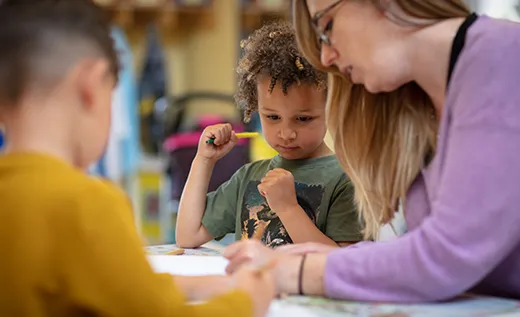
[
  {"left": 363, "top": 78, "right": 402, "bottom": 94},
  {"left": 362, "top": 80, "right": 382, "bottom": 93}
]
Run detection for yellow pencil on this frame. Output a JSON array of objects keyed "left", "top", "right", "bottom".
[
  {"left": 235, "top": 132, "right": 260, "bottom": 139},
  {"left": 206, "top": 132, "right": 259, "bottom": 144}
]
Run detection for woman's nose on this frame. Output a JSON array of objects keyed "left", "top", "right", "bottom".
[{"left": 321, "top": 44, "right": 338, "bottom": 68}]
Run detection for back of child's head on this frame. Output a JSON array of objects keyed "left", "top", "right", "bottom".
[
  {"left": 235, "top": 21, "right": 327, "bottom": 122},
  {"left": 0, "top": 0, "right": 119, "bottom": 168},
  {"left": 0, "top": 0, "right": 118, "bottom": 107}
]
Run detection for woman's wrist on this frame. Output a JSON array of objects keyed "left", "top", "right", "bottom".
[
  {"left": 274, "top": 253, "right": 328, "bottom": 296},
  {"left": 303, "top": 253, "right": 327, "bottom": 296},
  {"left": 274, "top": 255, "right": 302, "bottom": 295}
]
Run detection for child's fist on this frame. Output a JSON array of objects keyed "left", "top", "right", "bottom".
[
  {"left": 257, "top": 168, "right": 298, "bottom": 213},
  {"left": 197, "top": 124, "right": 238, "bottom": 161}
]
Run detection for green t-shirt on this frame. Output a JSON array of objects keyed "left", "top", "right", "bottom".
[{"left": 201, "top": 155, "right": 363, "bottom": 248}]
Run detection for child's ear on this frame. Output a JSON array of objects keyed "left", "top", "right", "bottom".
[{"left": 77, "top": 59, "right": 110, "bottom": 111}]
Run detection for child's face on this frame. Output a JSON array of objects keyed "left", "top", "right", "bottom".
[{"left": 257, "top": 77, "right": 327, "bottom": 160}]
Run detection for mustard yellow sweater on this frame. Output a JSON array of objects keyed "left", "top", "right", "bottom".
[{"left": 0, "top": 153, "right": 252, "bottom": 317}]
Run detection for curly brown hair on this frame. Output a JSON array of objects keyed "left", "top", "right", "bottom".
[{"left": 235, "top": 21, "right": 327, "bottom": 122}]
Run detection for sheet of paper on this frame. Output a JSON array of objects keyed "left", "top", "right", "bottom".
[
  {"left": 267, "top": 302, "right": 322, "bottom": 317},
  {"left": 147, "top": 255, "right": 228, "bottom": 276}
]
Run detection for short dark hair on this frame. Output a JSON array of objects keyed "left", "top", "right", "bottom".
[
  {"left": 235, "top": 20, "right": 327, "bottom": 122},
  {"left": 0, "top": 0, "right": 119, "bottom": 106}
]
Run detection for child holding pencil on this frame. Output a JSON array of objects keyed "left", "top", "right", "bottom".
[
  {"left": 175, "top": 21, "right": 364, "bottom": 249},
  {"left": 0, "top": 1, "right": 274, "bottom": 316}
]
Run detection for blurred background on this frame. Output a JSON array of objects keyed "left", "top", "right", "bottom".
[{"left": 0, "top": 0, "right": 517, "bottom": 245}]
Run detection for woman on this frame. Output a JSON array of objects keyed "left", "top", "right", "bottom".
[{"left": 223, "top": 0, "right": 520, "bottom": 302}]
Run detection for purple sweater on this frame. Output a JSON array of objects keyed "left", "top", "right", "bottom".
[{"left": 324, "top": 15, "right": 520, "bottom": 302}]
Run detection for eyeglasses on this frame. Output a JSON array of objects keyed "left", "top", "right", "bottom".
[{"left": 311, "top": 0, "right": 346, "bottom": 46}]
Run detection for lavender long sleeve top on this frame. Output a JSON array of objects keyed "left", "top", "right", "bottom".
[{"left": 324, "top": 14, "right": 520, "bottom": 302}]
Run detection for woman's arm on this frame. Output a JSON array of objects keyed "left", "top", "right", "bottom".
[{"left": 225, "top": 119, "right": 520, "bottom": 302}]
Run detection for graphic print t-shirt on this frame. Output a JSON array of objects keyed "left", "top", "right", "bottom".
[{"left": 201, "top": 155, "right": 363, "bottom": 248}]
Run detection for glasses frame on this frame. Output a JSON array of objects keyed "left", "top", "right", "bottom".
[{"left": 311, "top": 0, "right": 345, "bottom": 46}]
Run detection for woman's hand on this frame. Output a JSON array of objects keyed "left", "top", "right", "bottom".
[
  {"left": 224, "top": 240, "right": 288, "bottom": 292},
  {"left": 223, "top": 240, "right": 282, "bottom": 275},
  {"left": 275, "top": 242, "right": 339, "bottom": 255},
  {"left": 224, "top": 240, "right": 328, "bottom": 297}
]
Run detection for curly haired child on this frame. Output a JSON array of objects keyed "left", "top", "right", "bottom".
[
  {"left": 0, "top": 1, "right": 275, "bottom": 316},
  {"left": 176, "top": 21, "right": 364, "bottom": 249}
]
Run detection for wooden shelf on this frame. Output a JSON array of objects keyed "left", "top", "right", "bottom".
[
  {"left": 100, "top": 3, "right": 215, "bottom": 29},
  {"left": 241, "top": 3, "right": 290, "bottom": 31}
]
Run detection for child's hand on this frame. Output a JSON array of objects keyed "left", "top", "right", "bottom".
[
  {"left": 232, "top": 263, "right": 276, "bottom": 317},
  {"left": 257, "top": 168, "right": 298, "bottom": 213},
  {"left": 197, "top": 124, "right": 238, "bottom": 162}
]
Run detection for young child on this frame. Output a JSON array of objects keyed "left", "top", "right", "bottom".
[
  {"left": 176, "top": 21, "right": 364, "bottom": 249},
  {"left": 0, "top": 1, "right": 274, "bottom": 316}
]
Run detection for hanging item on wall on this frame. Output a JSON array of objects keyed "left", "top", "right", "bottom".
[
  {"left": 90, "top": 26, "right": 139, "bottom": 184},
  {"left": 138, "top": 24, "right": 168, "bottom": 155},
  {"left": 114, "top": 26, "right": 141, "bottom": 181}
]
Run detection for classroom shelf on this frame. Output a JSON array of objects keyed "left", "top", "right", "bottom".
[
  {"left": 98, "top": 2, "right": 215, "bottom": 29},
  {"left": 241, "top": 1, "right": 291, "bottom": 31}
]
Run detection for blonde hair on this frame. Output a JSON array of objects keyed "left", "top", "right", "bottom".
[{"left": 293, "top": 0, "right": 470, "bottom": 239}]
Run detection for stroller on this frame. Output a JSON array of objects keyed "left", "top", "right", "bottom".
[{"left": 163, "top": 92, "right": 252, "bottom": 202}]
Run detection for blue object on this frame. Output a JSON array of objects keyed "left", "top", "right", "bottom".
[
  {"left": 113, "top": 26, "right": 140, "bottom": 176},
  {"left": 90, "top": 26, "right": 140, "bottom": 179}
]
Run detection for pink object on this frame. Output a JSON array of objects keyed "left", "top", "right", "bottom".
[{"left": 198, "top": 115, "right": 223, "bottom": 127}]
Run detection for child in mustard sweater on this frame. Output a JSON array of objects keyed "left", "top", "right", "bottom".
[{"left": 0, "top": 1, "right": 274, "bottom": 317}]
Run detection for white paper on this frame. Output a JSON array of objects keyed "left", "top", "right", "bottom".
[
  {"left": 147, "top": 255, "right": 228, "bottom": 276},
  {"left": 267, "top": 302, "right": 321, "bottom": 317}
]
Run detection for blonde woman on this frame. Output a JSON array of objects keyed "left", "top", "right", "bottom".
[{"left": 223, "top": 0, "right": 520, "bottom": 302}]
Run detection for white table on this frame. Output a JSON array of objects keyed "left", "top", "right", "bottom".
[{"left": 146, "top": 244, "right": 520, "bottom": 317}]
